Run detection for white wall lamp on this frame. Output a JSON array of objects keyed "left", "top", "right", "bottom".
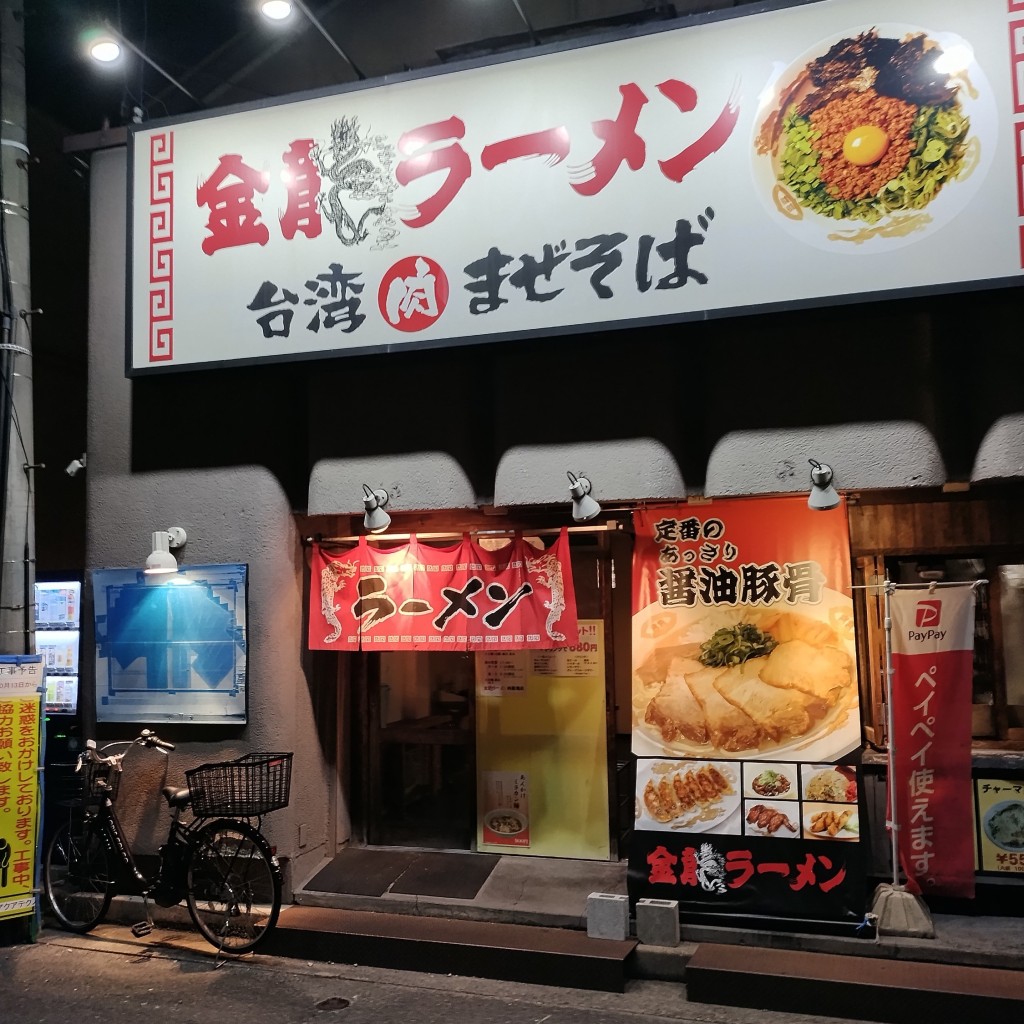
[
  {"left": 807, "top": 459, "right": 841, "bottom": 511},
  {"left": 65, "top": 453, "right": 87, "bottom": 477},
  {"left": 362, "top": 485, "right": 391, "bottom": 533},
  {"left": 145, "top": 527, "right": 187, "bottom": 575},
  {"left": 258, "top": 0, "right": 365, "bottom": 79},
  {"left": 84, "top": 23, "right": 202, "bottom": 106},
  {"left": 567, "top": 471, "right": 601, "bottom": 522}
]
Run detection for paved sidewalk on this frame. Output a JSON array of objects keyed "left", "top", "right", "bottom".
[{"left": 292, "top": 854, "right": 1024, "bottom": 977}]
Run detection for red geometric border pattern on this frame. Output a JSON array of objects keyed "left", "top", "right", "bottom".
[
  {"left": 1011, "top": 15, "right": 1024, "bottom": 266},
  {"left": 149, "top": 132, "right": 174, "bottom": 361}
]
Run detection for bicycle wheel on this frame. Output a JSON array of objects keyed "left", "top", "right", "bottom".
[
  {"left": 44, "top": 817, "right": 114, "bottom": 932},
  {"left": 185, "top": 818, "right": 281, "bottom": 954}
]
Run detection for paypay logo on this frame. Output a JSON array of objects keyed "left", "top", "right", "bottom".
[{"left": 909, "top": 600, "right": 945, "bottom": 642}]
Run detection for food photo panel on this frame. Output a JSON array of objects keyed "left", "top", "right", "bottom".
[
  {"left": 743, "top": 762, "right": 799, "bottom": 801},
  {"left": 635, "top": 758, "right": 742, "bottom": 835},
  {"left": 801, "top": 764, "right": 858, "bottom": 804}
]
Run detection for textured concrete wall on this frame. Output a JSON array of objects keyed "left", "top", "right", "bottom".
[{"left": 87, "top": 148, "right": 333, "bottom": 889}]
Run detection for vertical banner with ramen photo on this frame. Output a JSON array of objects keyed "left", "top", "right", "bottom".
[
  {"left": 890, "top": 585, "right": 976, "bottom": 898},
  {"left": 629, "top": 496, "right": 865, "bottom": 925}
]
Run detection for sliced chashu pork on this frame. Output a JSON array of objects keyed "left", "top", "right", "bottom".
[
  {"left": 683, "top": 664, "right": 761, "bottom": 752},
  {"left": 712, "top": 660, "right": 827, "bottom": 743},
  {"left": 644, "top": 656, "right": 708, "bottom": 745},
  {"left": 758, "top": 638, "right": 852, "bottom": 706}
]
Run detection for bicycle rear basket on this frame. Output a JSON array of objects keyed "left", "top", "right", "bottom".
[
  {"left": 81, "top": 758, "right": 122, "bottom": 803},
  {"left": 185, "top": 752, "right": 293, "bottom": 818}
]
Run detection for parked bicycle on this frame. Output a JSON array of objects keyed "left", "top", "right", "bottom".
[{"left": 44, "top": 729, "right": 292, "bottom": 954}]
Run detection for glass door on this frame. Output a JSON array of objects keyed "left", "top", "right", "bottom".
[{"left": 367, "top": 650, "right": 476, "bottom": 849}]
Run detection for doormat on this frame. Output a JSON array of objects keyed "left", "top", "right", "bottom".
[
  {"left": 390, "top": 851, "right": 500, "bottom": 899},
  {"left": 303, "top": 848, "right": 500, "bottom": 900},
  {"left": 305, "top": 848, "right": 418, "bottom": 897}
]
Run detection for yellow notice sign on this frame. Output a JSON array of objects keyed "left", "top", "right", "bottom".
[
  {"left": 0, "top": 661, "right": 44, "bottom": 922},
  {"left": 976, "top": 777, "right": 1024, "bottom": 875}
]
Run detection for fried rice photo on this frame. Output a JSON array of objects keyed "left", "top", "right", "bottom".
[{"left": 756, "top": 29, "right": 972, "bottom": 225}]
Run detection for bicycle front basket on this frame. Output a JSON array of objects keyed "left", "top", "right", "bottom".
[{"left": 185, "top": 752, "right": 293, "bottom": 818}]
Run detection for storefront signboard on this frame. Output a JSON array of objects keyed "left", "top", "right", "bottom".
[
  {"left": 310, "top": 531, "right": 578, "bottom": 651},
  {"left": 628, "top": 496, "right": 864, "bottom": 922},
  {"left": 128, "top": 0, "right": 1023, "bottom": 374},
  {"left": 0, "top": 658, "right": 44, "bottom": 923},
  {"left": 890, "top": 585, "right": 976, "bottom": 897}
]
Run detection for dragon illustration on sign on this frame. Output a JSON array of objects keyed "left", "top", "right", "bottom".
[
  {"left": 312, "top": 116, "right": 396, "bottom": 248},
  {"left": 526, "top": 550, "right": 567, "bottom": 643},
  {"left": 320, "top": 559, "right": 357, "bottom": 643}
]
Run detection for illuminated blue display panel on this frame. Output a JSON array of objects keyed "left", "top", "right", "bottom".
[{"left": 92, "top": 564, "right": 247, "bottom": 725}]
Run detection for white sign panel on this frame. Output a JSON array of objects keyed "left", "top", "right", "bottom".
[{"left": 128, "top": 0, "right": 1024, "bottom": 373}]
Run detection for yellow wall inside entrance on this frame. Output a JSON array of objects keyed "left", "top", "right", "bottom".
[{"left": 475, "top": 621, "right": 610, "bottom": 860}]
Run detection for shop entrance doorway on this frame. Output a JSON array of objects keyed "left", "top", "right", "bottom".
[
  {"left": 345, "top": 528, "right": 633, "bottom": 859},
  {"left": 366, "top": 650, "right": 476, "bottom": 850}
]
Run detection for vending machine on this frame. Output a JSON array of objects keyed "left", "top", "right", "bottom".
[{"left": 34, "top": 580, "right": 84, "bottom": 845}]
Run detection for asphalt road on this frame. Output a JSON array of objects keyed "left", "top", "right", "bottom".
[{"left": 0, "top": 923, "right": 882, "bottom": 1024}]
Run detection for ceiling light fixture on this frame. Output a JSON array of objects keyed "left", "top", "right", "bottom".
[
  {"left": 362, "top": 485, "right": 391, "bottom": 533},
  {"left": 807, "top": 459, "right": 840, "bottom": 511},
  {"left": 567, "top": 471, "right": 601, "bottom": 522},
  {"left": 85, "top": 24, "right": 202, "bottom": 106},
  {"left": 260, "top": 0, "right": 294, "bottom": 20},
  {"left": 259, "top": 0, "right": 365, "bottom": 79},
  {"left": 145, "top": 527, "right": 187, "bottom": 575}
]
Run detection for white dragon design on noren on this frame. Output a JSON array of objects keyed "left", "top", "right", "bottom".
[
  {"left": 320, "top": 559, "right": 357, "bottom": 643},
  {"left": 525, "top": 551, "right": 567, "bottom": 643},
  {"left": 696, "top": 843, "right": 727, "bottom": 895},
  {"left": 312, "top": 116, "right": 397, "bottom": 249}
]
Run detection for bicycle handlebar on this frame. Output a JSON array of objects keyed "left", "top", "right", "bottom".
[
  {"left": 139, "top": 728, "right": 175, "bottom": 752},
  {"left": 77, "top": 729, "right": 175, "bottom": 772}
]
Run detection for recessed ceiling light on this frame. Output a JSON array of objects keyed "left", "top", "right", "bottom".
[
  {"left": 89, "top": 39, "right": 122, "bottom": 63},
  {"left": 261, "top": 1, "right": 293, "bottom": 20}
]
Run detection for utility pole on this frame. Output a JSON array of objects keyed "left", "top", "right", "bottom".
[{"left": 0, "top": 0, "right": 36, "bottom": 654}]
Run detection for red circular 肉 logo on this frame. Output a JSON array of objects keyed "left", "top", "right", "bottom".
[{"left": 378, "top": 255, "right": 449, "bottom": 333}]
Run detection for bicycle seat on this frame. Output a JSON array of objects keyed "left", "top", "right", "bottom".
[{"left": 161, "top": 786, "right": 191, "bottom": 809}]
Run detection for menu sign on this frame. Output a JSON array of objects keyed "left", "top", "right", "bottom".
[
  {"left": 976, "top": 777, "right": 1024, "bottom": 875},
  {"left": 128, "top": 0, "right": 1022, "bottom": 374},
  {"left": 627, "top": 496, "right": 863, "bottom": 922},
  {"left": 309, "top": 531, "right": 578, "bottom": 651}
]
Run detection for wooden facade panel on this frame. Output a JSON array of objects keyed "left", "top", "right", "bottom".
[{"left": 850, "top": 494, "right": 1024, "bottom": 555}]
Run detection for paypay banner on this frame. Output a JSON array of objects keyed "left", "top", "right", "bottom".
[
  {"left": 890, "top": 585, "right": 976, "bottom": 898},
  {"left": 129, "top": 0, "right": 1023, "bottom": 373},
  {"left": 310, "top": 531, "right": 578, "bottom": 651}
]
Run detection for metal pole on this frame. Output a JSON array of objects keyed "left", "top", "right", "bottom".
[
  {"left": 0, "top": 0, "right": 36, "bottom": 655},
  {"left": 883, "top": 578, "right": 900, "bottom": 888},
  {"left": 293, "top": 0, "right": 365, "bottom": 79},
  {"left": 103, "top": 23, "right": 203, "bottom": 106}
]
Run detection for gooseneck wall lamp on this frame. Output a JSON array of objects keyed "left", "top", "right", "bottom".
[
  {"left": 567, "top": 471, "right": 601, "bottom": 522},
  {"left": 807, "top": 459, "right": 841, "bottom": 511},
  {"left": 145, "top": 527, "right": 187, "bottom": 575},
  {"left": 362, "top": 485, "right": 391, "bottom": 533}
]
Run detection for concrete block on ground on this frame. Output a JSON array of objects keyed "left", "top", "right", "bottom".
[
  {"left": 586, "top": 892, "right": 630, "bottom": 940},
  {"left": 636, "top": 897, "right": 680, "bottom": 947}
]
